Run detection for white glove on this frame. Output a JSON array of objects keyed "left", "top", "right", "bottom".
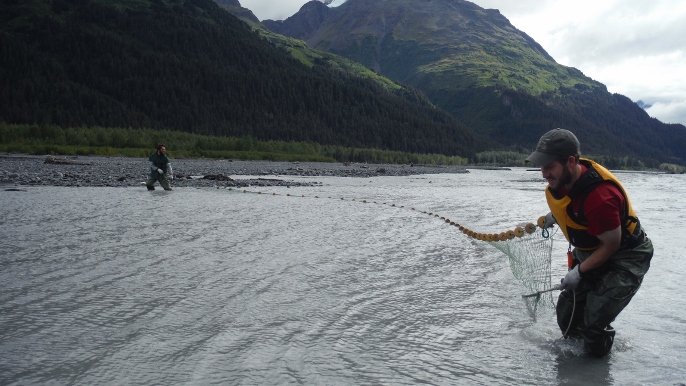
[
  {"left": 560, "top": 265, "right": 582, "bottom": 291},
  {"left": 544, "top": 212, "right": 556, "bottom": 228},
  {"left": 157, "top": 168, "right": 164, "bottom": 174},
  {"left": 168, "top": 174, "right": 174, "bottom": 181}
]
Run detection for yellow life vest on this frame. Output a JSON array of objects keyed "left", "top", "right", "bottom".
[{"left": 545, "top": 159, "right": 640, "bottom": 251}]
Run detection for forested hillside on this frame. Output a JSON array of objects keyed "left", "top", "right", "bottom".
[{"left": 0, "top": 0, "right": 486, "bottom": 159}]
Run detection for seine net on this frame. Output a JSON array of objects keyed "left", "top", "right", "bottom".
[
  {"left": 221, "top": 189, "right": 559, "bottom": 318},
  {"left": 488, "top": 224, "right": 558, "bottom": 319},
  {"left": 404, "top": 209, "right": 559, "bottom": 318},
  {"left": 447, "top": 216, "right": 559, "bottom": 319}
]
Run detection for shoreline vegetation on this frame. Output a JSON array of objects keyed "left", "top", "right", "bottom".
[{"left": 1, "top": 123, "right": 684, "bottom": 175}]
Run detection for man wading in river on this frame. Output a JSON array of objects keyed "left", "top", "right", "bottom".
[
  {"left": 527, "top": 128, "right": 653, "bottom": 357},
  {"left": 146, "top": 143, "right": 173, "bottom": 191}
]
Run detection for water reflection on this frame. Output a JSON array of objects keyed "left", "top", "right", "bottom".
[{"left": 556, "top": 352, "right": 612, "bottom": 385}]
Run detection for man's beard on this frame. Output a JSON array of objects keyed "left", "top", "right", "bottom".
[
  {"left": 557, "top": 164, "right": 573, "bottom": 189},
  {"left": 560, "top": 165, "right": 572, "bottom": 186}
]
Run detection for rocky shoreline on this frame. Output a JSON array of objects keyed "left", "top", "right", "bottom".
[{"left": 0, "top": 154, "right": 474, "bottom": 189}]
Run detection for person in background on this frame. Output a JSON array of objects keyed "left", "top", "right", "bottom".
[
  {"left": 146, "top": 143, "right": 173, "bottom": 191},
  {"left": 526, "top": 128, "right": 653, "bottom": 357}
]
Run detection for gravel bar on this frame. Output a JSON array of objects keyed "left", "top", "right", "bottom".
[{"left": 0, "top": 154, "right": 472, "bottom": 189}]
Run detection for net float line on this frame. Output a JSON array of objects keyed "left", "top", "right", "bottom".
[{"left": 213, "top": 186, "right": 545, "bottom": 243}]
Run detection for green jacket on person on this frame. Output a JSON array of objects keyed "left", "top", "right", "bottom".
[{"left": 148, "top": 151, "right": 170, "bottom": 179}]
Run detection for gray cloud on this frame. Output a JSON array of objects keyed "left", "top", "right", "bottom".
[
  {"left": 240, "top": 0, "right": 320, "bottom": 20},
  {"left": 646, "top": 100, "right": 686, "bottom": 125}
]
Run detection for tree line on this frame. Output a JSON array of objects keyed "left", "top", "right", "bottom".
[
  {"left": 0, "top": 123, "right": 469, "bottom": 165},
  {"left": 6, "top": 123, "right": 679, "bottom": 171},
  {"left": 0, "top": 0, "right": 485, "bottom": 161}
]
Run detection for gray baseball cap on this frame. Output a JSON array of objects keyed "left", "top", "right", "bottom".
[{"left": 525, "top": 128, "right": 580, "bottom": 166}]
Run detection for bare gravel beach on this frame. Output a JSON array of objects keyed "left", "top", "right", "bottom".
[{"left": 0, "top": 154, "right": 471, "bottom": 189}]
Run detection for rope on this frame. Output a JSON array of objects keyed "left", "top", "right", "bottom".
[{"left": 563, "top": 290, "right": 576, "bottom": 338}]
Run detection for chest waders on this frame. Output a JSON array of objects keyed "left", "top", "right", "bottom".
[{"left": 146, "top": 152, "right": 172, "bottom": 191}]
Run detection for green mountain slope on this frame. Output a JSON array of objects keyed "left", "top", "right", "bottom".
[
  {"left": 212, "top": 0, "right": 261, "bottom": 26},
  {"left": 264, "top": 0, "right": 686, "bottom": 166},
  {"left": 265, "top": 0, "right": 600, "bottom": 94},
  {"left": 0, "top": 0, "right": 487, "bottom": 158}
]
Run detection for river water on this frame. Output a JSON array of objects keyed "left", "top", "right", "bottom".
[{"left": 1, "top": 168, "right": 684, "bottom": 385}]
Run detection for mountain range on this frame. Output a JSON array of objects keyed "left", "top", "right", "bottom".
[
  {"left": 1, "top": 0, "right": 685, "bottom": 166},
  {"left": 260, "top": 0, "right": 686, "bottom": 165}
]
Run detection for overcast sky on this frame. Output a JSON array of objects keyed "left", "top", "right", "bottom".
[{"left": 239, "top": 0, "right": 686, "bottom": 126}]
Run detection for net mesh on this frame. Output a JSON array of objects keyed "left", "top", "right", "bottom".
[
  {"left": 443, "top": 215, "right": 559, "bottom": 318},
  {"left": 487, "top": 227, "right": 557, "bottom": 310}
]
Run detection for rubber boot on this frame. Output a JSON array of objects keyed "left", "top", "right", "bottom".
[{"left": 584, "top": 325, "right": 615, "bottom": 357}]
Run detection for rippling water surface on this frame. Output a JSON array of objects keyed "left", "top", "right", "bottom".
[{"left": 1, "top": 168, "right": 684, "bottom": 385}]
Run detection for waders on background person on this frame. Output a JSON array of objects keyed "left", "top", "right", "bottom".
[
  {"left": 527, "top": 128, "right": 653, "bottom": 357},
  {"left": 146, "top": 143, "right": 173, "bottom": 191}
]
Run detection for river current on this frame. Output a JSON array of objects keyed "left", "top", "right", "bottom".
[{"left": 1, "top": 168, "right": 684, "bottom": 385}]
